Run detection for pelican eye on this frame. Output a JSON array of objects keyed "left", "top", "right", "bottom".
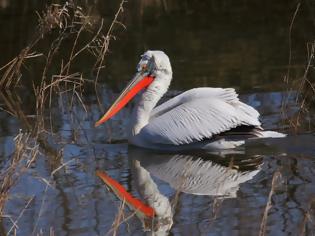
[{"left": 141, "top": 64, "right": 147, "bottom": 71}]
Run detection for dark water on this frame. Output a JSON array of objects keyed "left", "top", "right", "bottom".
[{"left": 0, "top": 1, "right": 315, "bottom": 236}]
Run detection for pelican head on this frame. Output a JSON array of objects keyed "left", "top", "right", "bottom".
[
  {"left": 95, "top": 50, "right": 172, "bottom": 127},
  {"left": 137, "top": 50, "right": 172, "bottom": 77}
]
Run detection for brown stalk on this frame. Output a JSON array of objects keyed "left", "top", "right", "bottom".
[
  {"left": 0, "top": 132, "right": 39, "bottom": 214},
  {"left": 259, "top": 171, "right": 283, "bottom": 236}
]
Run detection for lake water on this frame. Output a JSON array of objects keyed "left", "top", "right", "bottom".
[{"left": 0, "top": 1, "right": 315, "bottom": 235}]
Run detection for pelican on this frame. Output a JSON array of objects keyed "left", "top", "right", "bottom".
[{"left": 95, "top": 50, "right": 285, "bottom": 150}]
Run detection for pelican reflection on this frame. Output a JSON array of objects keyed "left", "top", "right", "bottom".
[{"left": 97, "top": 148, "right": 263, "bottom": 235}]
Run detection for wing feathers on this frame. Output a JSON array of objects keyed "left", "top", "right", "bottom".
[
  {"left": 150, "top": 87, "right": 240, "bottom": 119},
  {"left": 142, "top": 97, "right": 261, "bottom": 145}
]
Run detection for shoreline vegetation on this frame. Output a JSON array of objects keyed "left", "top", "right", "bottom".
[
  {"left": 0, "top": 0, "right": 314, "bottom": 235},
  {"left": 282, "top": 2, "right": 315, "bottom": 133},
  {"left": 0, "top": 1, "right": 128, "bottom": 235}
]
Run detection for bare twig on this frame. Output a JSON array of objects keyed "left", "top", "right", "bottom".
[
  {"left": 0, "top": 132, "right": 39, "bottom": 214},
  {"left": 259, "top": 171, "right": 283, "bottom": 236},
  {"left": 32, "top": 159, "right": 75, "bottom": 235},
  {"left": 284, "top": 2, "right": 301, "bottom": 83},
  {"left": 6, "top": 196, "right": 35, "bottom": 235}
]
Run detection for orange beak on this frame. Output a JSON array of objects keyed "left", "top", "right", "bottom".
[{"left": 95, "top": 73, "right": 154, "bottom": 127}]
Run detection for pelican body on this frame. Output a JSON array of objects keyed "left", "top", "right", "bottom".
[{"left": 95, "top": 50, "right": 285, "bottom": 151}]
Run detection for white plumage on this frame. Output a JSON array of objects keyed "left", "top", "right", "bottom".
[
  {"left": 96, "top": 50, "right": 285, "bottom": 150},
  {"left": 143, "top": 88, "right": 261, "bottom": 146},
  {"left": 136, "top": 154, "right": 261, "bottom": 197}
]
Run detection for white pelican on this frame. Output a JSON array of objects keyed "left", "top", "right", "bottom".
[{"left": 95, "top": 50, "right": 285, "bottom": 150}]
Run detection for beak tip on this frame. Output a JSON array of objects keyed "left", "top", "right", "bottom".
[{"left": 95, "top": 116, "right": 107, "bottom": 127}]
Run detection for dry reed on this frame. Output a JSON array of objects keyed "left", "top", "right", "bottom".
[
  {"left": 0, "top": 131, "right": 38, "bottom": 214},
  {"left": 0, "top": 1, "right": 127, "bottom": 234},
  {"left": 282, "top": 2, "right": 315, "bottom": 132},
  {"left": 299, "top": 198, "right": 315, "bottom": 236},
  {"left": 259, "top": 170, "right": 283, "bottom": 236}
]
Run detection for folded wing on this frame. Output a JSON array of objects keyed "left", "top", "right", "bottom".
[{"left": 141, "top": 88, "right": 261, "bottom": 145}]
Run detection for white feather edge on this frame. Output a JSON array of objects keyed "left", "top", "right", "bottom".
[{"left": 142, "top": 88, "right": 261, "bottom": 145}]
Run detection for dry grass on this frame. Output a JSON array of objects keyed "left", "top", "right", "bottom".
[
  {"left": 0, "top": 130, "right": 45, "bottom": 233},
  {"left": 0, "top": 0, "right": 126, "bottom": 90},
  {"left": 259, "top": 170, "right": 283, "bottom": 236},
  {"left": 94, "top": 0, "right": 126, "bottom": 81},
  {"left": 299, "top": 198, "right": 315, "bottom": 236},
  {"left": 105, "top": 200, "right": 143, "bottom": 236},
  {"left": 290, "top": 41, "right": 315, "bottom": 131},
  {"left": 0, "top": 91, "right": 32, "bottom": 130},
  {"left": 5, "top": 196, "right": 34, "bottom": 236},
  {"left": 283, "top": 40, "right": 315, "bottom": 132},
  {"left": 0, "top": 132, "right": 38, "bottom": 214},
  {"left": 32, "top": 159, "right": 75, "bottom": 235},
  {"left": 0, "top": 3, "right": 74, "bottom": 88},
  {"left": 0, "top": 0, "right": 127, "bottom": 141},
  {"left": 0, "top": 0, "right": 126, "bottom": 137},
  {"left": 0, "top": 50, "right": 42, "bottom": 88},
  {"left": 108, "top": 200, "right": 127, "bottom": 236},
  {"left": 282, "top": 2, "right": 315, "bottom": 132},
  {"left": 0, "top": 1, "right": 127, "bottom": 234}
]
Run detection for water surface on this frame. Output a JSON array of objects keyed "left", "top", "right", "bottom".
[{"left": 0, "top": 1, "right": 315, "bottom": 236}]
